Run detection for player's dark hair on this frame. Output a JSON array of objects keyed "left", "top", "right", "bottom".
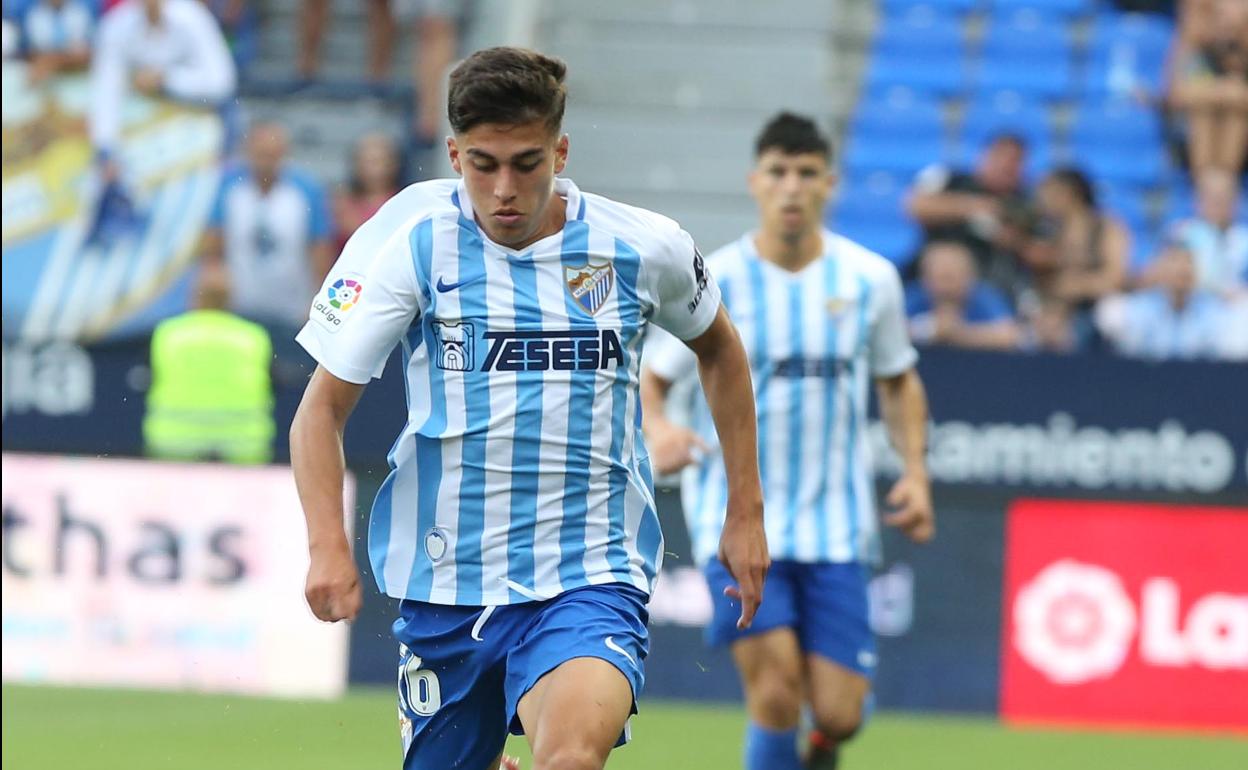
[
  {"left": 447, "top": 47, "right": 568, "bottom": 135},
  {"left": 1047, "top": 166, "right": 1097, "bottom": 209},
  {"left": 754, "top": 112, "right": 832, "bottom": 159}
]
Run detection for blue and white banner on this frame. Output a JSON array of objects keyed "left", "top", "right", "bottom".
[{"left": 2, "top": 62, "right": 223, "bottom": 343}]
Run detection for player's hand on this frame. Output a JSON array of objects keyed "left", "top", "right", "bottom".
[
  {"left": 305, "top": 541, "right": 362, "bottom": 622},
  {"left": 647, "top": 421, "right": 710, "bottom": 475},
  {"left": 717, "top": 494, "right": 768, "bottom": 630},
  {"left": 884, "top": 471, "right": 935, "bottom": 544}
]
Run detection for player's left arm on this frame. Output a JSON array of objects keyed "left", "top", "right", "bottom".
[
  {"left": 875, "top": 369, "right": 934, "bottom": 543},
  {"left": 648, "top": 232, "right": 767, "bottom": 629},
  {"left": 871, "top": 264, "right": 934, "bottom": 543}
]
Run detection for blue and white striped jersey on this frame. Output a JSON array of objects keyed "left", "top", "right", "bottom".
[
  {"left": 297, "top": 178, "right": 720, "bottom": 605},
  {"left": 646, "top": 231, "right": 916, "bottom": 566}
]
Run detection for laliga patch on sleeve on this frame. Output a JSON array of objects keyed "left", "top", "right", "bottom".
[{"left": 311, "top": 274, "right": 365, "bottom": 333}]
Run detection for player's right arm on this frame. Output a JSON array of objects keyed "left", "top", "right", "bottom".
[{"left": 290, "top": 367, "right": 366, "bottom": 622}]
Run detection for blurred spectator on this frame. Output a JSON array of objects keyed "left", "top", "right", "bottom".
[
  {"left": 201, "top": 121, "right": 333, "bottom": 335},
  {"left": 1024, "top": 168, "right": 1130, "bottom": 320},
  {"left": 905, "top": 240, "right": 1021, "bottom": 351},
  {"left": 85, "top": 0, "right": 236, "bottom": 249},
  {"left": 22, "top": 0, "right": 93, "bottom": 85},
  {"left": 90, "top": 0, "right": 237, "bottom": 167},
  {"left": 1165, "top": 168, "right": 1248, "bottom": 295},
  {"left": 144, "top": 260, "right": 276, "bottom": 464},
  {"left": 3, "top": 17, "right": 19, "bottom": 58},
  {"left": 1020, "top": 296, "right": 1079, "bottom": 354},
  {"left": 906, "top": 134, "right": 1032, "bottom": 301},
  {"left": 298, "top": 0, "right": 456, "bottom": 144},
  {"left": 202, "top": 0, "right": 257, "bottom": 73},
  {"left": 1096, "top": 241, "right": 1247, "bottom": 360},
  {"left": 333, "top": 132, "right": 401, "bottom": 254},
  {"left": 1166, "top": 0, "right": 1248, "bottom": 173}
]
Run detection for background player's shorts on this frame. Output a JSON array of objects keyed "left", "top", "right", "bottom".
[
  {"left": 392, "top": 583, "right": 649, "bottom": 770},
  {"left": 703, "top": 558, "right": 876, "bottom": 677}
]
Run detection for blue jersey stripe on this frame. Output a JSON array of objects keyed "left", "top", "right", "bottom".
[
  {"left": 609, "top": 238, "right": 644, "bottom": 581},
  {"left": 407, "top": 218, "right": 442, "bottom": 601},
  {"left": 845, "top": 274, "right": 872, "bottom": 560},
  {"left": 557, "top": 221, "right": 594, "bottom": 586},
  {"left": 453, "top": 214, "right": 489, "bottom": 605},
  {"left": 505, "top": 254, "right": 543, "bottom": 595},
  {"left": 816, "top": 256, "right": 839, "bottom": 560},
  {"left": 745, "top": 257, "right": 770, "bottom": 502},
  {"left": 783, "top": 280, "right": 804, "bottom": 556}
]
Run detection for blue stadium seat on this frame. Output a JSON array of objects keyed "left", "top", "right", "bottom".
[
  {"left": 977, "top": 14, "right": 1075, "bottom": 99},
  {"left": 1072, "top": 143, "right": 1164, "bottom": 187},
  {"left": 842, "top": 135, "right": 948, "bottom": 177},
  {"left": 845, "top": 93, "right": 948, "bottom": 175},
  {"left": 831, "top": 173, "right": 909, "bottom": 227},
  {"left": 1070, "top": 101, "right": 1162, "bottom": 149},
  {"left": 863, "top": 58, "right": 968, "bottom": 98},
  {"left": 850, "top": 93, "right": 944, "bottom": 142},
  {"left": 880, "top": 0, "right": 981, "bottom": 15},
  {"left": 865, "top": 7, "right": 969, "bottom": 96},
  {"left": 991, "top": 0, "right": 1093, "bottom": 18},
  {"left": 961, "top": 91, "right": 1052, "bottom": 151},
  {"left": 1098, "top": 185, "right": 1151, "bottom": 232},
  {"left": 831, "top": 218, "right": 924, "bottom": 269},
  {"left": 873, "top": 10, "right": 964, "bottom": 60},
  {"left": 1088, "top": 13, "right": 1174, "bottom": 64}
]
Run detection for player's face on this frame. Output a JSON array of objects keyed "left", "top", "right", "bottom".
[
  {"left": 448, "top": 120, "right": 569, "bottom": 249},
  {"left": 749, "top": 150, "right": 833, "bottom": 240}
]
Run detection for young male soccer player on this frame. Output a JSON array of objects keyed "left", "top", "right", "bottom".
[
  {"left": 288, "top": 47, "right": 768, "bottom": 770},
  {"left": 642, "top": 113, "right": 935, "bottom": 770}
]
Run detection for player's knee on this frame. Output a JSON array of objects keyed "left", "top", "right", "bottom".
[
  {"left": 531, "top": 743, "right": 607, "bottom": 770},
  {"left": 813, "top": 699, "right": 864, "bottom": 742},
  {"left": 749, "top": 674, "right": 803, "bottom": 728}
]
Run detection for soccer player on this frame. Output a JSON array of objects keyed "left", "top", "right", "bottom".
[
  {"left": 641, "top": 113, "right": 935, "bottom": 770},
  {"left": 288, "top": 47, "right": 768, "bottom": 770}
]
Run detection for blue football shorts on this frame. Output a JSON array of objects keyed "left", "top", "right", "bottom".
[
  {"left": 392, "top": 583, "right": 649, "bottom": 769},
  {"left": 703, "top": 558, "right": 877, "bottom": 677}
]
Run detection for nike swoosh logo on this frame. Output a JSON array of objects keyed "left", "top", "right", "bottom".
[
  {"left": 436, "top": 276, "right": 480, "bottom": 293},
  {"left": 605, "top": 636, "right": 636, "bottom": 668}
]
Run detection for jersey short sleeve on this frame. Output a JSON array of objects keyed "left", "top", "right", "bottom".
[
  {"left": 295, "top": 217, "right": 425, "bottom": 384},
  {"left": 648, "top": 228, "right": 721, "bottom": 341},
  {"left": 869, "top": 265, "right": 919, "bottom": 378}
]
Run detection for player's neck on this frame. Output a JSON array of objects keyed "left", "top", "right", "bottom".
[{"left": 754, "top": 227, "right": 823, "bottom": 273}]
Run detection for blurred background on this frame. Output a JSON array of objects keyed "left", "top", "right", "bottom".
[{"left": 2, "top": 0, "right": 1246, "bottom": 768}]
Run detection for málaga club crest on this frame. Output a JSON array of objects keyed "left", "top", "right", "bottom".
[{"left": 565, "top": 260, "right": 615, "bottom": 316}]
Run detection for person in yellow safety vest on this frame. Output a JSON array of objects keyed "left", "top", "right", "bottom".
[{"left": 143, "top": 261, "right": 276, "bottom": 464}]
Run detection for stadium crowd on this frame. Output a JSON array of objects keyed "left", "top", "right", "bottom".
[{"left": 1, "top": 0, "right": 1245, "bottom": 362}]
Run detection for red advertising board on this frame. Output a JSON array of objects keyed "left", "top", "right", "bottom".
[{"left": 1001, "top": 500, "right": 1248, "bottom": 733}]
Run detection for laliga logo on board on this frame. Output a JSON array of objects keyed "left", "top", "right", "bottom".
[{"left": 1014, "top": 559, "right": 1248, "bottom": 686}]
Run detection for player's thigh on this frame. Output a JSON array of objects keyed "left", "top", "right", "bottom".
[
  {"left": 515, "top": 656, "right": 634, "bottom": 767},
  {"left": 394, "top": 602, "right": 512, "bottom": 770},
  {"left": 507, "top": 585, "right": 650, "bottom": 761},
  {"left": 794, "top": 562, "right": 875, "bottom": 735},
  {"left": 805, "top": 653, "right": 871, "bottom": 738},
  {"left": 730, "top": 627, "right": 806, "bottom": 727}
]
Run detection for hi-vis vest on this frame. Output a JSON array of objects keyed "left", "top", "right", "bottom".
[{"left": 143, "top": 309, "right": 275, "bottom": 464}]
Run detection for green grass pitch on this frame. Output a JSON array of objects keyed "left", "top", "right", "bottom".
[{"left": 3, "top": 685, "right": 1244, "bottom": 769}]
